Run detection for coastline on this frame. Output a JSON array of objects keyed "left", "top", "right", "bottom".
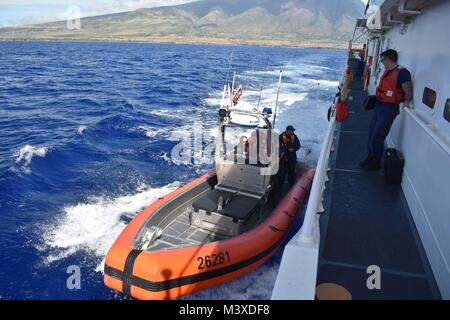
[{"left": 0, "top": 36, "right": 349, "bottom": 50}]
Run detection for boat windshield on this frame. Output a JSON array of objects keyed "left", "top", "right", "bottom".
[
  {"left": 222, "top": 125, "right": 271, "bottom": 166},
  {"left": 223, "top": 125, "right": 254, "bottom": 163},
  {"left": 224, "top": 124, "right": 255, "bottom": 147}
]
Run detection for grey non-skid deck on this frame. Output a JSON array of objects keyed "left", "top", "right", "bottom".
[
  {"left": 149, "top": 210, "right": 228, "bottom": 251},
  {"left": 147, "top": 165, "right": 307, "bottom": 252},
  {"left": 317, "top": 73, "right": 441, "bottom": 299}
]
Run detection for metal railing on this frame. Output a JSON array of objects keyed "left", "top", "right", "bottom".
[
  {"left": 295, "top": 67, "right": 346, "bottom": 243},
  {"left": 271, "top": 69, "right": 344, "bottom": 300},
  {"left": 297, "top": 116, "right": 336, "bottom": 243}
]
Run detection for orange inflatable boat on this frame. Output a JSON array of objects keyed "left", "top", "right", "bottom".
[
  {"left": 104, "top": 72, "right": 315, "bottom": 299},
  {"left": 104, "top": 169, "right": 314, "bottom": 300}
]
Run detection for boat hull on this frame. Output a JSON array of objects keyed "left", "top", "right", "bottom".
[{"left": 104, "top": 169, "right": 315, "bottom": 300}]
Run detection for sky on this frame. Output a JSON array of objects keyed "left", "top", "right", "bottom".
[
  {"left": 0, "top": 0, "right": 194, "bottom": 27},
  {"left": 0, "top": 0, "right": 370, "bottom": 27}
]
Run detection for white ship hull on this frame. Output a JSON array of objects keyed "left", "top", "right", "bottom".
[
  {"left": 366, "top": 0, "right": 450, "bottom": 298},
  {"left": 273, "top": 0, "right": 450, "bottom": 300}
]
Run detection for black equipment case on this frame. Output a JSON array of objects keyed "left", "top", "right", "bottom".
[{"left": 384, "top": 148, "right": 405, "bottom": 184}]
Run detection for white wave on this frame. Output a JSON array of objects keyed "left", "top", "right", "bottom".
[
  {"left": 305, "top": 79, "right": 340, "bottom": 88},
  {"left": 159, "top": 152, "right": 172, "bottom": 163},
  {"left": 278, "top": 92, "right": 308, "bottom": 107},
  {"left": 168, "top": 124, "right": 195, "bottom": 142},
  {"left": 243, "top": 69, "right": 280, "bottom": 76},
  {"left": 137, "top": 126, "right": 165, "bottom": 139},
  {"left": 187, "top": 262, "right": 280, "bottom": 300},
  {"left": 40, "top": 182, "right": 181, "bottom": 270},
  {"left": 15, "top": 145, "right": 48, "bottom": 163},
  {"left": 241, "top": 69, "right": 300, "bottom": 81},
  {"left": 318, "top": 79, "right": 340, "bottom": 87},
  {"left": 77, "top": 125, "right": 87, "bottom": 135},
  {"left": 205, "top": 97, "right": 223, "bottom": 108},
  {"left": 149, "top": 108, "right": 189, "bottom": 120},
  {"left": 231, "top": 91, "right": 308, "bottom": 111},
  {"left": 285, "top": 62, "right": 331, "bottom": 74},
  {"left": 12, "top": 145, "right": 49, "bottom": 174}
]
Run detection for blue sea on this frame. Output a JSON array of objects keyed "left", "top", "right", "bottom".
[{"left": 0, "top": 41, "right": 346, "bottom": 300}]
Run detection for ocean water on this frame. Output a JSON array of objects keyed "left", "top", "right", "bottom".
[{"left": 0, "top": 41, "right": 346, "bottom": 300}]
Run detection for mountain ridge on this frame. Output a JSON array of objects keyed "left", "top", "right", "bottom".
[{"left": 0, "top": 0, "right": 365, "bottom": 49}]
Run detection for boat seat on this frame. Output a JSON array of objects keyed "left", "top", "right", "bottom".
[
  {"left": 215, "top": 184, "right": 266, "bottom": 200},
  {"left": 192, "top": 189, "right": 260, "bottom": 221}
]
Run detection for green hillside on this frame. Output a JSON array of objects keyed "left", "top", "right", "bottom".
[{"left": 0, "top": 0, "right": 365, "bottom": 48}]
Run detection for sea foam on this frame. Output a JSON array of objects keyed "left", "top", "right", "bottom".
[
  {"left": 41, "top": 182, "right": 181, "bottom": 270},
  {"left": 12, "top": 145, "right": 49, "bottom": 174}
]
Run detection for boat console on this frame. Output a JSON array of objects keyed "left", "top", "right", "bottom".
[{"left": 189, "top": 76, "right": 281, "bottom": 237}]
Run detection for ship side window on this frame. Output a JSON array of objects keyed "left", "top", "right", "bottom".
[
  {"left": 422, "top": 87, "right": 436, "bottom": 109},
  {"left": 444, "top": 99, "right": 450, "bottom": 123}
]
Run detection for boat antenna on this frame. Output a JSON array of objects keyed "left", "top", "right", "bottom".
[
  {"left": 272, "top": 70, "right": 283, "bottom": 128},
  {"left": 224, "top": 50, "right": 235, "bottom": 88},
  {"left": 221, "top": 51, "right": 235, "bottom": 109},
  {"left": 221, "top": 83, "right": 227, "bottom": 109},
  {"left": 257, "top": 57, "right": 271, "bottom": 112},
  {"left": 364, "top": 0, "right": 371, "bottom": 15},
  {"left": 316, "top": 82, "right": 320, "bottom": 105},
  {"left": 230, "top": 72, "right": 236, "bottom": 107}
]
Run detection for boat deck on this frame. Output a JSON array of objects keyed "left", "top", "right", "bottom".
[
  {"left": 317, "top": 72, "right": 441, "bottom": 299},
  {"left": 146, "top": 167, "right": 306, "bottom": 252},
  {"left": 148, "top": 210, "right": 228, "bottom": 251}
]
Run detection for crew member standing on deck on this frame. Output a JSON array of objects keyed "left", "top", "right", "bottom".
[
  {"left": 279, "top": 125, "right": 301, "bottom": 187},
  {"left": 359, "top": 44, "right": 367, "bottom": 75},
  {"left": 360, "top": 49, "right": 413, "bottom": 171},
  {"left": 359, "top": 44, "right": 366, "bottom": 62}
]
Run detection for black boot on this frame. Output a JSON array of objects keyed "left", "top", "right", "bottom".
[{"left": 364, "top": 157, "right": 381, "bottom": 171}]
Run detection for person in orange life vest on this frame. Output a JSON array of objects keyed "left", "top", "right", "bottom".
[
  {"left": 278, "top": 125, "right": 301, "bottom": 187},
  {"left": 360, "top": 49, "right": 413, "bottom": 171},
  {"left": 359, "top": 44, "right": 366, "bottom": 62},
  {"left": 359, "top": 44, "right": 367, "bottom": 75}
]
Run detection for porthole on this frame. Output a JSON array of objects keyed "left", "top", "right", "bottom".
[
  {"left": 422, "top": 87, "right": 436, "bottom": 109},
  {"left": 444, "top": 99, "right": 450, "bottom": 123}
]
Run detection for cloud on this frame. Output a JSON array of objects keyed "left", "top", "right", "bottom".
[
  {"left": 80, "top": 0, "right": 194, "bottom": 15},
  {"left": 0, "top": 0, "right": 196, "bottom": 27}
]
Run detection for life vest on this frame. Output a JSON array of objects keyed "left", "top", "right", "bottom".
[
  {"left": 281, "top": 132, "right": 296, "bottom": 162},
  {"left": 363, "top": 56, "right": 373, "bottom": 91},
  {"left": 376, "top": 67, "right": 405, "bottom": 104},
  {"left": 336, "top": 101, "right": 349, "bottom": 123},
  {"left": 282, "top": 132, "right": 295, "bottom": 146},
  {"left": 363, "top": 66, "right": 371, "bottom": 91}
]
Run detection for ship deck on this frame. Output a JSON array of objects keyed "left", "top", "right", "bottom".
[{"left": 316, "top": 72, "right": 441, "bottom": 299}]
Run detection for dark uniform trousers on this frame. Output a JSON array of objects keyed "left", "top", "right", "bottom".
[
  {"left": 279, "top": 157, "right": 297, "bottom": 187},
  {"left": 368, "top": 101, "right": 400, "bottom": 158}
]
